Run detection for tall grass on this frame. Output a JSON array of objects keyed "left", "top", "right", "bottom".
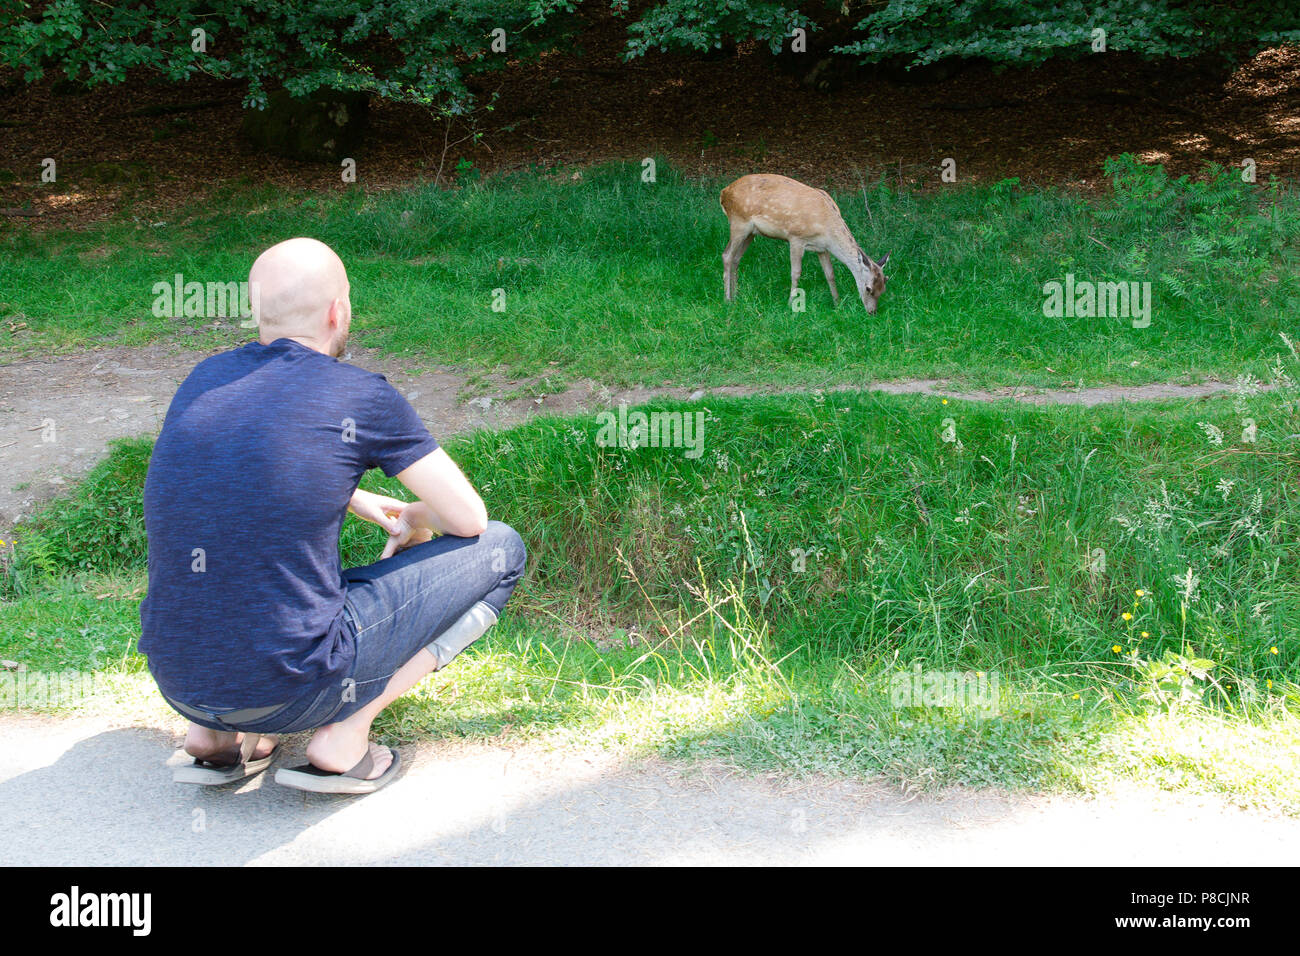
[{"left": 9, "top": 384, "right": 1298, "bottom": 692}]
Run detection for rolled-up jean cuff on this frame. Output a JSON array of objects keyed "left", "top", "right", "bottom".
[
  {"left": 159, "top": 680, "right": 347, "bottom": 735},
  {"left": 426, "top": 600, "right": 498, "bottom": 669},
  {"left": 167, "top": 697, "right": 289, "bottom": 727}
]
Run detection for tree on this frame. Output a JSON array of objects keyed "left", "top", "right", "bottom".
[
  {"left": 0, "top": 0, "right": 581, "bottom": 110},
  {"left": 3, "top": 0, "right": 1297, "bottom": 112},
  {"left": 620, "top": 0, "right": 1300, "bottom": 69}
]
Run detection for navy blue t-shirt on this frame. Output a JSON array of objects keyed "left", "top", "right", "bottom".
[{"left": 139, "top": 338, "right": 439, "bottom": 708}]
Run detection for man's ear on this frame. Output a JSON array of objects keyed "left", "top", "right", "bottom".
[{"left": 327, "top": 297, "right": 347, "bottom": 329}]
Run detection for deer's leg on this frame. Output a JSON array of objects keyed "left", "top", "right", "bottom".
[
  {"left": 723, "top": 224, "right": 753, "bottom": 302},
  {"left": 788, "top": 240, "right": 805, "bottom": 302},
  {"left": 818, "top": 251, "right": 839, "bottom": 305}
]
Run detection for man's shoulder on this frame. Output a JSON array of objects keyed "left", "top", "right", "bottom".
[
  {"left": 175, "top": 343, "right": 256, "bottom": 393},
  {"left": 323, "top": 358, "right": 407, "bottom": 413},
  {"left": 185, "top": 340, "right": 273, "bottom": 376},
  {"left": 333, "top": 355, "right": 393, "bottom": 387},
  {"left": 185, "top": 341, "right": 391, "bottom": 392}
]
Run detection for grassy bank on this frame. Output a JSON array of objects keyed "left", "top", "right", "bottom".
[
  {"left": 4, "top": 374, "right": 1298, "bottom": 808},
  {"left": 3, "top": 156, "right": 1299, "bottom": 388}
]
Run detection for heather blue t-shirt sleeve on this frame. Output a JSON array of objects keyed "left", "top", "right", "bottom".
[{"left": 361, "top": 376, "right": 440, "bottom": 477}]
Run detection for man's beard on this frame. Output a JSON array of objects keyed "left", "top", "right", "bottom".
[{"left": 332, "top": 328, "right": 349, "bottom": 357}]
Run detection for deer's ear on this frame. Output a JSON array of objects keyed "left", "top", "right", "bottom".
[{"left": 877, "top": 252, "right": 890, "bottom": 269}]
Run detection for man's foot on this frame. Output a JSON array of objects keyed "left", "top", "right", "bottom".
[
  {"left": 174, "top": 727, "right": 281, "bottom": 786},
  {"left": 304, "top": 722, "right": 392, "bottom": 780},
  {"left": 274, "top": 742, "right": 401, "bottom": 795},
  {"left": 185, "top": 725, "right": 278, "bottom": 763}
]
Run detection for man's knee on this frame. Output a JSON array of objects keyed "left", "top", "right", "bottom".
[{"left": 482, "top": 520, "right": 526, "bottom": 576}]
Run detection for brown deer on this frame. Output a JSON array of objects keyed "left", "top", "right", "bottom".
[{"left": 720, "top": 173, "right": 889, "bottom": 313}]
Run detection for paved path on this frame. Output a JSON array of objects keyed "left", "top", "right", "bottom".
[{"left": 2, "top": 713, "right": 1294, "bottom": 866}]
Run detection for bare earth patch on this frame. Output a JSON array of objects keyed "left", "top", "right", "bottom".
[{"left": 0, "top": 343, "right": 1252, "bottom": 527}]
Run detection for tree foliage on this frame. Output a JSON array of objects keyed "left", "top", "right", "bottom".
[
  {"left": 2, "top": 0, "right": 1298, "bottom": 109},
  {"left": 837, "top": 0, "right": 1300, "bottom": 68},
  {"left": 0, "top": 0, "right": 580, "bottom": 109}
]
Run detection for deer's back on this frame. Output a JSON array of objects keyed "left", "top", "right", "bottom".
[{"left": 720, "top": 174, "right": 843, "bottom": 236}]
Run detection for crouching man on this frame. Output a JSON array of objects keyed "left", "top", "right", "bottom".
[{"left": 139, "top": 237, "right": 525, "bottom": 795}]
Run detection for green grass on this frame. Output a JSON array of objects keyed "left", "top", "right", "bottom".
[
  {"left": 3, "top": 156, "right": 1299, "bottom": 388},
  {"left": 5, "top": 374, "right": 1299, "bottom": 808}
]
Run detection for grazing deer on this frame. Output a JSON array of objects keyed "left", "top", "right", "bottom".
[{"left": 720, "top": 173, "right": 889, "bottom": 313}]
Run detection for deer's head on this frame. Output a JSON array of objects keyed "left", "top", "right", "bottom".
[{"left": 856, "top": 250, "right": 890, "bottom": 314}]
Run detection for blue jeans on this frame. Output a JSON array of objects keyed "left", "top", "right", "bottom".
[{"left": 162, "top": 521, "right": 526, "bottom": 735}]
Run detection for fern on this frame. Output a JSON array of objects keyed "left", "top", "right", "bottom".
[{"left": 1159, "top": 271, "right": 1191, "bottom": 300}]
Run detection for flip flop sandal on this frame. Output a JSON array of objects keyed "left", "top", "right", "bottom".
[
  {"left": 173, "top": 733, "right": 280, "bottom": 785},
  {"left": 274, "top": 743, "right": 402, "bottom": 795}
]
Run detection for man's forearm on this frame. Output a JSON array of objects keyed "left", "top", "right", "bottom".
[
  {"left": 408, "top": 498, "right": 489, "bottom": 538},
  {"left": 349, "top": 487, "right": 407, "bottom": 517}
]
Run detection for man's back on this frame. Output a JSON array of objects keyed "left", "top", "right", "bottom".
[{"left": 139, "top": 338, "right": 438, "bottom": 708}]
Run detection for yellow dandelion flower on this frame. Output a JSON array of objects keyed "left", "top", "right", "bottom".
[
  {"left": 1112, "top": 644, "right": 1122, "bottom": 653},
  {"left": 941, "top": 398, "right": 948, "bottom": 405},
  {"left": 1122, "top": 612, "right": 1133, "bottom": 621},
  {"left": 1071, "top": 693, "right": 1080, "bottom": 700},
  {"left": 1270, "top": 647, "right": 1279, "bottom": 655},
  {"left": 1140, "top": 631, "right": 1149, "bottom": 639},
  {"left": 1267, "top": 680, "right": 1273, "bottom": 689}
]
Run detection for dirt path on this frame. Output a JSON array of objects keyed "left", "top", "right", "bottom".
[
  {"left": 1, "top": 712, "right": 1293, "bottom": 865},
  {"left": 0, "top": 343, "right": 1249, "bottom": 527}
]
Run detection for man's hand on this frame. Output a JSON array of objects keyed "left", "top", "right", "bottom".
[
  {"left": 347, "top": 488, "right": 407, "bottom": 536},
  {"left": 379, "top": 501, "right": 436, "bottom": 559}
]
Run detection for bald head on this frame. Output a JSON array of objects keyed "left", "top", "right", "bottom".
[{"left": 250, "top": 237, "right": 351, "bottom": 356}]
